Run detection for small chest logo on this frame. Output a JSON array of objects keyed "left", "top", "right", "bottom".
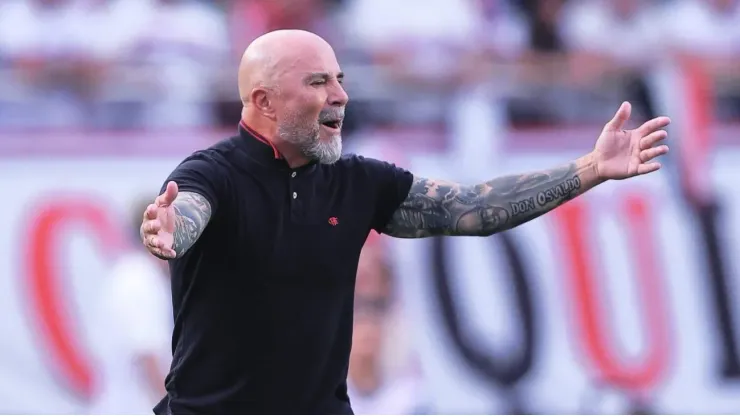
[{"left": 328, "top": 217, "right": 339, "bottom": 226}]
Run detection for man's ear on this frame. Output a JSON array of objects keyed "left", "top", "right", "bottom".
[{"left": 250, "top": 88, "right": 277, "bottom": 120}]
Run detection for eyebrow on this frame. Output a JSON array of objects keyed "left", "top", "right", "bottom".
[{"left": 305, "top": 72, "right": 344, "bottom": 82}]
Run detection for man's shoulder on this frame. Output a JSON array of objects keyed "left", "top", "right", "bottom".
[
  {"left": 177, "top": 137, "right": 238, "bottom": 171},
  {"left": 335, "top": 153, "right": 395, "bottom": 169},
  {"left": 197, "top": 136, "right": 238, "bottom": 159},
  {"left": 333, "top": 153, "right": 410, "bottom": 177},
  {"left": 334, "top": 153, "right": 364, "bottom": 168}
]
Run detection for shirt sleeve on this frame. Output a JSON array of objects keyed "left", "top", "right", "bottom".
[
  {"left": 359, "top": 157, "right": 415, "bottom": 233},
  {"left": 160, "top": 152, "right": 227, "bottom": 213}
]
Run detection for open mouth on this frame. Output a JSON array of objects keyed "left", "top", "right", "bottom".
[{"left": 321, "top": 120, "right": 341, "bottom": 130}]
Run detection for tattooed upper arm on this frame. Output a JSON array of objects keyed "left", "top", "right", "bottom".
[
  {"left": 382, "top": 163, "right": 586, "bottom": 238},
  {"left": 171, "top": 191, "right": 213, "bottom": 257},
  {"left": 381, "top": 177, "right": 502, "bottom": 238}
]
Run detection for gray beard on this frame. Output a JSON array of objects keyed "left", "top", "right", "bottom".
[
  {"left": 302, "top": 135, "right": 342, "bottom": 164},
  {"left": 278, "top": 124, "right": 342, "bottom": 165}
]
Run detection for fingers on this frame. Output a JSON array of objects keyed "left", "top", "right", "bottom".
[
  {"left": 143, "top": 203, "right": 158, "bottom": 221},
  {"left": 637, "top": 129, "right": 669, "bottom": 177},
  {"left": 150, "top": 247, "right": 177, "bottom": 259},
  {"left": 636, "top": 135, "right": 669, "bottom": 176},
  {"left": 145, "top": 234, "right": 165, "bottom": 250},
  {"left": 141, "top": 219, "right": 161, "bottom": 234},
  {"left": 604, "top": 101, "right": 632, "bottom": 131},
  {"left": 637, "top": 116, "right": 671, "bottom": 136},
  {"left": 637, "top": 162, "right": 662, "bottom": 175},
  {"left": 144, "top": 234, "right": 176, "bottom": 259},
  {"left": 165, "top": 181, "right": 179, "bottom": 203},
  {"left": 640, "top": 145, "right": 669, "bottom": 162},
  {"left": 155, "top": 181, "right": 179, "bottom": 207},
  {"left": 640, "top": 130, "right": 668, "bottom": 149},
  {"left": 141, "top": 202, "right": 175, "bottom": 258}
]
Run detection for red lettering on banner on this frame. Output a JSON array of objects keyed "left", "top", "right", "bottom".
[
  {"left": 553, "top": 193, "right": 671, "bottom": 393},
  {"left": 23, "top": 198, "right": 123, "bottom": 399},
  {"left": 679, "top": 58, "right": 714, "bottom": 204}
]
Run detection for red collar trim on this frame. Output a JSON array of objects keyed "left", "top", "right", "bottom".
[{"left": 239, "top": 120, "right": 282, "bottom": 159}]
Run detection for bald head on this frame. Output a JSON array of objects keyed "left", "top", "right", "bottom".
[
  {"left": 238, "top": 30, "right": 349, "bottom": 166},
  {"left": 238, "top": 30, "right": 337, "bottom": 103}
]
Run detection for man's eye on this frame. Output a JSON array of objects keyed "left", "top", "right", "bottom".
[{"left": 312, "top": 80, "right": 326, "bottom": 85}]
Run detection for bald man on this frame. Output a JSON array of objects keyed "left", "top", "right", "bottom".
[{"left": 141, "top": 30, "right": 670, "bottom": 414}]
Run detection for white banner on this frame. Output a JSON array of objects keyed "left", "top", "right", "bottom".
[
  {"left": 379, "top": 146, "right": 740, "bottom": 414},
  {"left": 1, "top": 129, "right": 740, "bottom": 413},
  {"left": 0, "top": 157, "right": 179, "bottom": 413}
]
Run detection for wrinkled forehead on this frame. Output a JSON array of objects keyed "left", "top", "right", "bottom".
[{"left": 276, "top": 43, "right": 342, "bottom": 82}]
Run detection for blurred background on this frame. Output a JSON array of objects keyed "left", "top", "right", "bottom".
[{"left": 0, "top": 0, "right": 739, "bottom": 413}]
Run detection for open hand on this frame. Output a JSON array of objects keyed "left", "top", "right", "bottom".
[
  {"left": 140, "top": 181, "right": 179, "bottom": 259},
  {"left": 593, "top": 102, "right": 671, "bottom": 180}
]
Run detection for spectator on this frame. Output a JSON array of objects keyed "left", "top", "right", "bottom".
[
  {"left": 560, "top": 0, "right": 661, "bottom": 75},
  {"left": 88, "top": 198, "right": 172, "bottom": 414},
  {"left": 0, "top": 0, "right": 116, "bottom": 128},
  {"left": 130, "top": 0, "right": 229, "bottom": 129},
  {"left": 661, "top": 0, "right": 740, "bottom": 58},
  {"left": 476, "top": 0, "right": 530, "bottom": 60},
  {"left": 348, "top": 244, "right": 423, "bottom": 415},
  {"left": 85, "top": 0, "right": 158, "bottom": 129},
  {"left": 558, "top": 0, "right": 662, "bottom": 120},
  {"left": 226, "top": 0, "right": 338, "bottom": 58},
  {"left": 661, "top": 0, "right": 740, "bottom": 119},
  {"left": 519, "top": 0, "right": 567, "bottom": 53},
  {"left": 340, "top": 0, "right": 486, "bottom": 126}
]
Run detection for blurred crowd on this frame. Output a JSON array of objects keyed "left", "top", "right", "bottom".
[
  {"left": 1, "top": 1, "right": 739, "bottom": 414},
  {"left": 0, "top": 0, "right": 739, "bottom": 132}
]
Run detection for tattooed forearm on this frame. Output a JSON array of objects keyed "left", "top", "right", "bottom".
[
  {"left": 383, "top": 155, "right": 601, "bottom": 238},
  {"left": 171, "top": 191, "right": 212, "bottom": 257}
]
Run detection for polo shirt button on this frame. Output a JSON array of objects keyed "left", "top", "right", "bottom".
[
  {"left": 292, "top": 192, "right": 297, "bottom": 199},
  {"left": 291, "top": 172, "right": 297, "bottom": 178}
]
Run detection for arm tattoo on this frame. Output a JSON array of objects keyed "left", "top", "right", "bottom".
[
  {"left": 383, "top": 161, "right": 594, "bottom": 238},
  {"left": 171, "top": 191, "right": 212, "bottom": 257}
]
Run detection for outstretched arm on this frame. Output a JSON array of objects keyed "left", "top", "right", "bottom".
[
  {"left": 382, "top": 154, "right": 601, "bottom": 238},
  {"left": 382, "top": 102, "right": 671, "bottom": 238}
]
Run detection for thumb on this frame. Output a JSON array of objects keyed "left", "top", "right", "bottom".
[
  {"left": 156, "top": 181, "right": 179, "bottom": 207},
  {"left": 604, "top": 101, "right": 632, "bottom": 132}
]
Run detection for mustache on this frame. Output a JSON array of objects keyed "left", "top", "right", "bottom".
[{"left": 319, "top": 109, "right": 345, "bottom": 123}]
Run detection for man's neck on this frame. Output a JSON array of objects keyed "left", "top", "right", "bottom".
[
  {"left": 274, "top": 143, "right": 311, "bottom": 169},
  {"left": 240, "top": 117, "right": 310, "bottom": 168}
]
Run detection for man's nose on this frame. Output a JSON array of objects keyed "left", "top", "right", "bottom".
[{"left": 328, "top": 84, "right": 349, "bottom": 107}]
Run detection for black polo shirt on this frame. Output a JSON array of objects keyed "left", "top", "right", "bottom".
[{"left": 153, "top": 122, "right": 413, "bottom": 415}]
